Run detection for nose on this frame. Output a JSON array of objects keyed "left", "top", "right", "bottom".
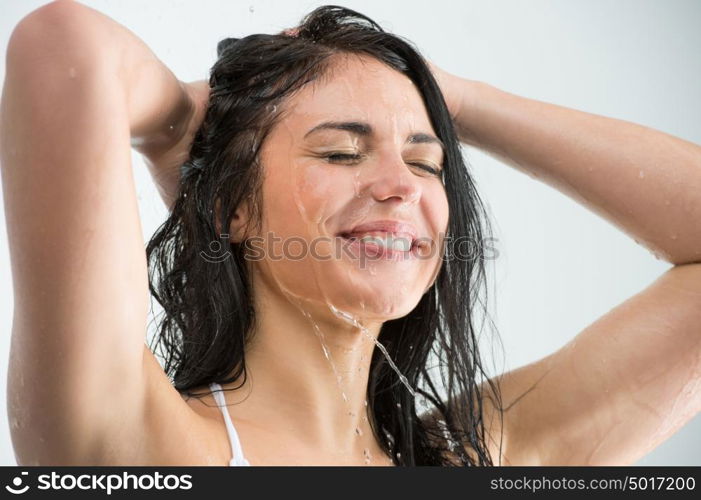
[{"left": 363, "top": 151, "right": 422, "bottom": 205}]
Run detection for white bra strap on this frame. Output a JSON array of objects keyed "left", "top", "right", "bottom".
[{"left": 209, "top": 382, "right": 248, "bottom": 464}]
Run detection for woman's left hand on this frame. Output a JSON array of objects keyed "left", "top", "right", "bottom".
[{"left": 426, "top": 60, "right": 466, "bottom": 124}]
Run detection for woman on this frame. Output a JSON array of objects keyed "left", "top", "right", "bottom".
[{"left": 2, "top": 1, "right": 700, "bottom": 466}]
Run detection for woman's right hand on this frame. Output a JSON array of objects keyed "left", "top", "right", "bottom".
[{"left": 140, "top": 79, "right": 211, "bottom": 209}]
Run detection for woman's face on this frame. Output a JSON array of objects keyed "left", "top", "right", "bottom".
[{"left": 245, "top": 54, "right": 449, "bottom": 322}]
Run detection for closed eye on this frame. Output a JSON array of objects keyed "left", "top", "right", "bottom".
[
  {"left": 322, "top": 153, "right": 442, "bottom": 176},
  {"left": 324, "top": 153, "right": 365, "bottom": 163}
]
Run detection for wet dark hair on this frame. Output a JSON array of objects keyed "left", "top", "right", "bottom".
[{"left": 146, "top": 4, "right": 504, "bottom": 466}]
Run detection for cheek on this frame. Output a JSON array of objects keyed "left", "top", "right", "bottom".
[
  {"left": 288, "top": 162, "right": 346, "bottom": 231},
  {"left": 261, "top": 159, "right": 346, "bottom": 242},
  {"left": 424, "top": 183, "right": 450, "bottom": 234}
]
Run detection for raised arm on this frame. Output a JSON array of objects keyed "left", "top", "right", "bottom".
[
  {"left": 1, "top": 0, "right": 205, "bottom": 464},
  {"left": 428, "top": 62, "right": 701, "bottom": 464},
  {"left": 431, "top": 63, "right": 701, "bottom": 266}
]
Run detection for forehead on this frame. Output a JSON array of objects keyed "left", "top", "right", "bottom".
[{"left": 279, "top": 54, "right": 436, "bottom": 139}]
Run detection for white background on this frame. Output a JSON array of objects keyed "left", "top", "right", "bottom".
[{"left": 1, "top": 0, "right": 699, "bottom": 465}]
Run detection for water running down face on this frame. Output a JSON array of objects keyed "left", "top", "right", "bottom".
[{"left": 233, "top": 54, "right": 449, "bottom": 327}]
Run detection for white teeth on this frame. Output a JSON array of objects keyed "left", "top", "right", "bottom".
[
  {"left": 392, "top": 237, "right": 412, "bottom": 252},
  {"left": 357, "top": 234, "right": 412, "bottom": 252}
]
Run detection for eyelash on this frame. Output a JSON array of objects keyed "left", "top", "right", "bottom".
[{"left": 323, "top": 153, "right": 442, "bottom": 176}]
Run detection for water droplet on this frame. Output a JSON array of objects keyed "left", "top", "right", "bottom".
[
  {"left": 396, "top": 402, "right": 401, "bottom": 409},
  {"left": 384, "top": 430, "right": 396, "bottom": 448},
  {"left": 638, "top": 170, "right": 645, "bottom": 179},
  {"left": 355, "top": 427, "right": 363, "bottom": 436},
  {"left": 670, "top": 234, "right": 678, "bottom": 240},
  {"left": 68, "top": 67, "right": 76, "bottom": 79},
  {"left": 363, "top": 448, "right": 372, "bottom": 464},
  {"left": 664, "top": 199, "right": 671, "bottom": 206}
]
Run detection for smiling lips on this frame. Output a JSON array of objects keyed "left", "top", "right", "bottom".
[{"left": 337, "top": 220, "right": 425, "bottom": 259}]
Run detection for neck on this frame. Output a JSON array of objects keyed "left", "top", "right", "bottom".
[{"left": 229, "top": 273, "right": 386, "bottom": 458}]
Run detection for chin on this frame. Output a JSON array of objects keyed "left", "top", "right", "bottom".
[
  {"left": 325, "top": 285, "right": 421, "bottom": 323},
  {"left": 306, "top": 260, "right": 423, "bottom": 320}
]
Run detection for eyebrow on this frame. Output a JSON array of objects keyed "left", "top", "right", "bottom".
[{"left": 303, "top": 120, "right": 445, "bottom": 152}]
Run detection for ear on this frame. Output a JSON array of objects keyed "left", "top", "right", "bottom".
[
  {"left": 214, "top": 198, "right": 251, "bottom": 243},
  {"left": 228, "top": 202, "right": 251, "bottom": 243}
]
